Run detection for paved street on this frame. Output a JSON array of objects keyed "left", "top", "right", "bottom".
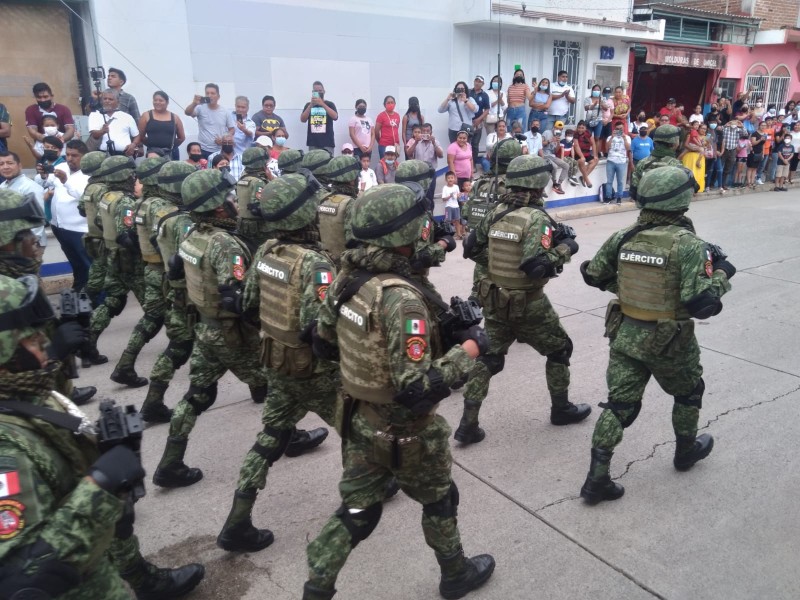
[{"left": 68, "top": 189, "right": 800, "bottom": 599}]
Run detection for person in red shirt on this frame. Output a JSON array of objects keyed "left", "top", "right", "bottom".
[
  {"left": 658, "top": 98, "right": 679, "bottom": 126},
  {"left": 374, "top": 95, "right": 401, "bottom": 159},
  {"left": 25, "top": 82, "right": 75, "bottom": 146}
]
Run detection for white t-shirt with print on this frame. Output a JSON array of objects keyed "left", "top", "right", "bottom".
[{"left": 442, "top": 183, "right": 460, "bottom": 208}]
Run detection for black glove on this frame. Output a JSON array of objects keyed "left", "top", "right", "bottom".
[
  {"left": 115, "top": 495, "right": 136, "bottom": 539},
  {"left": 519, "top": 254, "right": 553, "bottom": 279},
  {"left": 452, "top": 324, "right": 490, "bottom": 356},
  {"left": 437, "top": 235, "right": 457, "bottom": 253},
  {"left": 218, "top": 284, "right": 244, "bottom": 314},
  {"left": 88, "top": 445, "right": 145, "bottom": 494},
  {"left": 462, "top": 229, "right": 478, "bottom": 259},
  {"left": 48, "top": 321, "right": 88, "bottom": 361},
  {"left": 78, "top": 205, "right": 87, "bottom": 217},
  {"left": 305, "top": 321, "right": 340, "bottom": 361},
  {"left": 167, "top": 254, "right": 185, "bottom": 281},
  {"left": 713, "top": 259, "right": 736, "bottom": 279},
  {"left": 115, "top": 230, "right": 138, "bottom": 250},
  {"left": 557, "top": 237, "right": 579, "bottom": 256}
]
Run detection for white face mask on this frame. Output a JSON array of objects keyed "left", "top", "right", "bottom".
[
  {"left": 565, "top": 136, "right": 573, "bottom": 142},
  {"left": 43, "top": 126, "right": 59, "bottom": 136}
]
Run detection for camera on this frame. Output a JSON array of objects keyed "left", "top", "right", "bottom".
[
  {"left": 422, "top": 133, "right": 430, "bottom": 140},
  {"left": 38, "top": 160, "right": 55, "bottom": 174},
  {"left": 89, "top": 66, "right": 106, "bottom": 83},
  {"left": 236, "top": 114, "right": 243, "bottom": 123},
  {"left": 200, "top": 96, "right": 211, "bottom": 104},
  {"left": 312, "top": 91, "right": 320, "bottom": 99}
]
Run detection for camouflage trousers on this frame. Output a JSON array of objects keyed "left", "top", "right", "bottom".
[
  {"left": 59, "top": 556, "right": 129, "bottom": 600},
  {"left": 462, "top": 289, "right": 571, "bottom": 425},
  {"left": 148, "top": 288, "right": 195, "bottom": 385},
  {"left": 89, "top": 251, "right": 146, "bottom": 341},
  {"left": 85, "top": 244, "right": 108, "bottom": 302},
  {"left": 166, "top": 322, "right": 270, "bottom": 445},
  {"left": 591, "top": 319, "right": 703, "bottom": 457},
  {"left": 307, "top": 411, "right": 461, "bottom": 590},
  {"left": 117, "top": 264, "right": 167, "bottom": 361}
]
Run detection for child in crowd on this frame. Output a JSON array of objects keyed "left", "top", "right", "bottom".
[
  {"left": 441, "top": 171, "right": 463, "bottom": 239},
  {"left": 23, "top": 114, "right": 64, "bottom": 160},
  {"left": 358, "top": 154, "right": 377, "bottom": 193},
  {"left": 736, "top": 133, "right": 751, "bottom": 186},
  {"left": 558, "top": 128, "right": 581, "bottom": 185},
  {"left": 458, "top": 179, "right": 472, "bottom": 231}
]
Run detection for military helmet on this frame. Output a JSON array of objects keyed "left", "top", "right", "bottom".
[
  {"left": 396, "top": 159, "right": 435, "bottom": 191},
  {"left": 351, "top": 183, "right": 430, "bottom": 248},
  {"left": 316, "top": 155, "right": 359, "bottom": 183},
  {"left": 80, "top": 151, "right": 107, "bottom": 177},
  {"left": 505, "top": 155, "right": 553, "bottom": 189},
  {"left": 493, "top": 137, "right": 523, "bottom": 170},
  {"left": 255, "top": 170, "right": 322, "bottom": 231},
  {"left": 653, "top": 124, "right": 681, "bottom": 145},
  {"left": 0, "top": 189, "right": 46, "bottom": 247},
  {"left": 277, "top": 149, "right": 304, "bottom": 174},
  {"left": 157, "top": 161, "right": 196, "bottom": 196},
  {"left": 97, "top": 155, "right": 136, "bottom": 183},
  {"left": 0, "top": 274, "right": 56, "bottom": 365},
  {"left": 135, "top": 156, "right": 168, "bottom": 186},
  {"left": 242, "top": 146, "right": 269, "bottom": 171},
  {"left": 301, "top": 149, "right": 332, "bottom": 175},
  {"left": 181, "top": 168, "right": 237, "bottom": 213},
  {"left": 636, "top": 166, "right": 698, "bottom": 212}
]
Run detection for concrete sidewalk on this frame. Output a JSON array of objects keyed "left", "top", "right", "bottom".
[{"left": 47, "top": 187, "right": 800, "bottom": 599}]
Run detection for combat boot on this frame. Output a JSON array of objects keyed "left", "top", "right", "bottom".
[
  {"left": 580, "top": 448, "right": 625, "bottom": 505},
  {"left": 250, "top": 384, "right": 268, "bottom": 404},
  {"left": 80, "top": 337, "right": 107, "bottom": 368},
  {"left": 674, "top": 433, "right": 714, "bottom": 471},
  {"left": 217, "top": 490, "right": 275, "bottom": 552},
  {"left": 141, "top": 381, "right": 172, "bottom": 424},
  {"left": 436, "top": 547, "right": 495, "bottom": 599},
  {"left": 71, "top": 386, "right": 96, "bottom": 406},
  {"left": 110, "top": 350, "right": 148, "bottom": 388},
  {"left": 302, "top": 582, "right": 336, "bottom": 600},
  {"left": 550, "top": 391, "right": 592, "bottom": 425},
  {"left": 152, "top": 437, "right": 203, "bottom": 488},
  {"left": 284, "top": 427, "right": 329, "bottom": 457},
  {"left": 454, "top": 399, "right": 485, "bottom": 444},
  {"left": 120, "top": 557, "right": 205, "bottom": 600}
]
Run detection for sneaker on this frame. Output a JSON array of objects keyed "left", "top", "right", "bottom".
[
  {"left": 756, "top": 178, "right": 764, "bottom": 185},
  {"left": 773, "top": 187, "right": 781, "bottom": 191},
  {"left": 568, "top": 176, "right": 580, "bottom": 186},
  {"left": 552, "top": 185, "right": 565, "bottom": 195},
  {"left": 615, "top": 197, "right": 621, "bottom": 205},
  {"left": 780, "top": 187, "right": 789, "bottom": 191}
]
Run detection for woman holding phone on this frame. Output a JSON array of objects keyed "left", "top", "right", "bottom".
[{"left": 438, "top": 81, "right": 478, "bottom": 143}]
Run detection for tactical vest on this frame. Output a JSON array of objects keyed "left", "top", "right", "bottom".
[
  {"left": 134, "top": 196, "right": 176, "bottom": 264},
  {"left": 487, "top": 205, "right": 546, "bottom": 290},
  {"left": 97, "top": 190, "right": 127, "bottom": 250},
  {"left": 158, "top": 212, "right": 193, "bottom": 278},
  {"left": 465, "top": 174, "right": 506, "bottom": 229},
  {"left": 81, "top": 182, "right": 106, "bottom": 238},
  {"left": 236, "top": 175, "right": 267, "bottom": 220},
  {"left": 318, "top": 193, "right": 353, "bottom": 262},
  {"left": 337, "top": 274, "right": 438, "bottom": 404},
  {"left": 256, "top": 243, "right": 319, "bottom": 378},
  {"left": 180, "top": 226, "right": 250, "bottom": 319},
  {"left": 617, "top": 227, "right": 691, "bottom": 321}
]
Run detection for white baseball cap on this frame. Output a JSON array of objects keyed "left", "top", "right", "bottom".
[
  {"left": 255, "top": 135, "right": 273, "bottom": 148},
  {"left": 384, "top": 145, "right": 397, "bottom": 155}
]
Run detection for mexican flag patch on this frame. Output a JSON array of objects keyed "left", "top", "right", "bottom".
[
  {"left": 405, "top": 319, "right": 426, "bottom": 335},
  {"left": 541, "top": 224, "right": 553, "bottom": 249},
  {"left": 0, "top": 471, "right": 21, "bottom": 498},
  {"left": 315, "top": 271, "right": 333, "bottom": 284},
  {"left": 232, "top": 255, "right": 243, "bottom": 266}
]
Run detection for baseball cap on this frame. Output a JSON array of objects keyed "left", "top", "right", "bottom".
[
  {"left": 384, "top": 145, "right": 397, "bottom": 155},
  {"left": 341, "top": 142, "right": 354, "bottom": 152},
  {"left": 554, "top": 120, "right": 565, "bottom": 129},
  {"left": 255, "top": 135, "right": 273, "bottom": 148},
  {"left": 474, "top": 75, "right": 485, "bottom": 83},
  {"left": 667, "top": 97, "right": 676, "bottom": 103}
]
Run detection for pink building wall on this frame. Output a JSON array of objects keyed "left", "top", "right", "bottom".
[{"left": 721, "top": 44, "right": 800, "bottom": 102}]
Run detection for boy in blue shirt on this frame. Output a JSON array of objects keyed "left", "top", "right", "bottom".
[{"left": 631, "top": 126, "right": 654, "bottom": 166}]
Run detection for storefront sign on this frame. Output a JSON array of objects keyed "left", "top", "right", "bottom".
[{"left": 644, "top": 44, "right": 726, "bottom": 70}]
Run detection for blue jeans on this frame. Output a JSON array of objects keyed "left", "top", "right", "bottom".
[
  {"left": 544, "top": 114, "right": 568, "bottom": 133},
  {"left": 51, "top": 226, "right": 92, "bottom": 291},
  {"left": 706, "top": 157, "right": 722, "bottom": 189},
  {"left": 528, "top": 109, "right": 547, "bottom": 127},
  {"left": 767, "top": 153, "right": 779, "bottom": 182},
  {"left": 480, "top": 156, "right": 491, "bottom": 172},
  {"left": 756, "top": 154, "right": 769, "bottom": 180},
  {"left": 506, "top": 106, "right": 528, "bottom": 132},
  {"left": 605, "top": 160, "right": 627, "bottom": 199}
]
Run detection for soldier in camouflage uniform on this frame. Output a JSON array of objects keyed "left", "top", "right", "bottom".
[
  {"left": 216, "top": 171, "right": 334, "bottom": 553},
  {"left": 140, "top": 161, "right": 197, "bottom": 423},
  {"left": 0, "top": 189, "right": 96, "bottom": 406},
  {"left": 236, "top": 146, "right": 274, "bottom": 250},
  {"left": 0, "top": 274, "right": 205, "bottom": 600},
  {"left": 151, "top": 169, "right": 271, "bottom": 488},
  {"left": 315, "top": 154, "right": 360, "bottom": 266},
  {"left": 277, "top": 148, "right": 304, "bottom": 175},
  {"left": 302, "top": 184, "right": 495, "bottom": 600},
  {"left": 629, "top": 124, "right": 682, "bottom": 201},
  {"left": 458, "top": 155, "right": 591, "bottom": 444},
  {"left": 302, "top": 148, "right": 333, "bottom": 178},
  {"left": 77, "top": 151, "right": 110, "bottom": 311},
  {"left": 579, "top": 166, "right": 734, "bottom": 504}
]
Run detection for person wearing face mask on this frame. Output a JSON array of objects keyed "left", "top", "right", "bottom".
[
  {"left": 529, "top": 78, "right": 552, "bottom": 133},
  {"left": 376, "top": 146, "right": 400, "bottom": 184},
  {"left": 25, "top": 82, "right": 76, "bottom": 148},
  {"left": 185, "top": 142, "right": 207, "bottom": 170},
  {"left": 438, "top": 81, "right": 478, "bottom": 143},
  {"left": 604, "top": 123, "right": 632, "bottom": 204},
  {"left": 546, "top": 70, "right": 576, "bottom": 132},
  {"left": 269, "top": 127, "right": 289, "bottom": 159},
  {"left": 506, "top": 69, "right": 532, "bottom": 132},
  {"left": 22, "top": 114, "right": 64, "bottom": 162},
  {"left": 484, "top": 75, "right": 506, "bottom": 136},
  {"left": 402, "top": 97, "right": 425, "bottom": 157},
  {"left": 630, "top": 126, "right": 654, "bottom": 167},
  {"left": 584, "top": 84, "right": 604, "bottom": 141},
  {"left": 631, "top": 111, "right": 649, "bottom": 136},
  {"left": 33, "top": 136, "right": 67, "bottom": 222},
  {"left": 348, "top": 99, "right": 375, "bottom": 160},
  {"left": 705, "top": 117, "right": 723, "bottom": 190},
  {"left": 375, "top": 96, "right": 402, "bottom": 159},
  {"left": 206, "top": 135, "right": 244, "bottom": 180},
  {"left": 469, "top": 76, "right": 491, "bottom": 168}
]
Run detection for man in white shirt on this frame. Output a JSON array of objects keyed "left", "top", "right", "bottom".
[
  {"left": 0, "top": 150, "right": 46, "bottom": 246},
  {"left": 50, "top": 139, "right": 92, "bottom": 290},
  {"left": 546, "top": 70, "right": 576, "bottom": 132},
  {"left": 232, "top": 96, "right": 256, "bottom": 156},
  {"left": 88, "top": 88, "right": 139, "bottom": 155},
  {"left": 525, "top": 117, "right": 544, "bottom": 157}
]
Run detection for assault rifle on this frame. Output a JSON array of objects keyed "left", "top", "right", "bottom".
[
  {"left": 59, "top": 289, "right": 93, "bottom": 379},
  {"left": 437, "top": 296, "right": 483, "bottom": 350},
  {"left": 96, "top": 400, "right": 146, "bottom": 500},
  {"left": 707, "top": 243, "right": 727, "bottom": 263}
]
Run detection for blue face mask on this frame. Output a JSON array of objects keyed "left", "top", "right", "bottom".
[
  {"left": 385, "top": 159, "right": 395, "bottom": 165},
  {"left": 710, "top": 123, "right": 718, "bottom": 129},
  {"left": 491, "top": 82, "right": 499, "bottom": 90},
  {"left": 592, "top": 90, "right": 600, "bottom": 97},
  {"left": 276, "top": 136, "right": 286, "bottom": 146}
]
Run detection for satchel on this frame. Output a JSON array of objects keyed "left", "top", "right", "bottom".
[
  {"left": 587, "top": 101, "right": 601, "bottom": 128},
  {"left": 455, "top": 100, "right": 473, "bottom": 134}
]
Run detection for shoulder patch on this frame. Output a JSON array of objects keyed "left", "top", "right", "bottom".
[
  {"left": 232, "top": 255, "right": 245, "bottom": 280},
  {"left": 400, "top": 301, "right": 429, "bottom": 363},
  {"left": 541, "top": 224, "right": 553, "bottom": 249},
  {"left": 0, "top": 470, "right": 21, "bottom": 498},
  {"left": 0, "top": 499, "right": 26, "bottom": 540},
  {"left": 420, "top": 217, "right": 431, "bottom": 241},
  {"left": 339, "top": 302, "right": 368, "bottom": 331},
  {"left": 313, "top": 262, "right": 334, "bottom": 301}
]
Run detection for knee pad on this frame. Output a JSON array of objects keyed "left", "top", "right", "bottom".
[
  {"left": 423, "top": 482, "right": 460, "bottom": 519},
  {"left": 250, "top": 425, "right": 292, "bottom": 466},
  {"left": 335, "top": 501, "right": 383, "bottom": 548},
  {"left": 164, "top": 340, "right": 193, "bottom": 367},
  {"left": 477, "top": 354, "right": 504, "bottom": 376},
  {"left": 184, "top": 382, "right": 218, "bottom": 415},
  {"left": 136, "top": 314, "right": 165, "bottom": 341},
  {"left": 546, "top": 336, "right": 573, "bottom": 366},
  {"left": 675, "top": 378, "right": 704, "bottom": 409},
  {"left": 598, "top": 399, "right": 642, "bottom": 429},
  {"left": 108, "top": 295, "right": 128, "bottom": 317}
]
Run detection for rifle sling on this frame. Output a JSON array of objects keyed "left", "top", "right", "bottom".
[{"left": 0, "top": 400, "right": 83, "bottom": 433}]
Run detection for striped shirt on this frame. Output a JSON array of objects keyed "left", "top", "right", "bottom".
[
  {"left": 722, "top": 123, "right": 744, "bottom": 150},
  {"left": 507, "top": 83, "right": 530, "bottom": 107}
]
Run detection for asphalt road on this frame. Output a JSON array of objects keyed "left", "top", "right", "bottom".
[{"left": 68, "top": 189, "right": 800, "bottom": 600}]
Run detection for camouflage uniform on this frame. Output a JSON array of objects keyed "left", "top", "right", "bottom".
[
  {"left": 303, "top": 184, "right": 494, "bottom": 600},
  {"left": 579, "top": 166, "right": 734, "bottom": 504},
  {"left": 77, "top": 151, "right": 108, "bottom": 306},
  {"left": 629, "top": 125, "right": 682, "bottom": 201},
  {"left": 236, "top": 146, "right": 273, "bottom": 249},
  {"left": 140, "top": 161, "right": 197, "bottom": 423},
  {"left": 217, "top": 173, "right": 337, "bottom": 552},
  {"left": 153, "top": 169, "right": 270, "bottom": 488},
  {"left": 457, "top": 155, "right": 591, "bottom": 444},
  {"left": 315, "top": 155, "right": 360, "bottom": 267},
  {"left": 277, "top": 148, "right": 304, "bottom": 175}
]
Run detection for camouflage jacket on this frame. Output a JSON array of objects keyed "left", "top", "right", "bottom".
[{"left": 630, "top": 151, "right": 682, "bottom": 200}]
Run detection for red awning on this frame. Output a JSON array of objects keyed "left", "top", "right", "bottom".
[{"left": 642, "top": 43, "right": 726, "bottom": 70}]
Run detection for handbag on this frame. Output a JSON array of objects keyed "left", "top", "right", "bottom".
[
  {"left": 587, "top": 101, "right": 601, "bottom": 128},
  {"left": 454, "top": 100, "right": 473, "bottom": 133}
]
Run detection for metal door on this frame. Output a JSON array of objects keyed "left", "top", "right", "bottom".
[{"left": 552, "top": 40, "right": 582, "bottom": 125}]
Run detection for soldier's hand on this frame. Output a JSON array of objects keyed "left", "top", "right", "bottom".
[
  {"left": 453, "top": 325, "right": 490, "bottom": 356},
  {"left": 557, "top": 237, "right": 579, "bottom": 256},
  {"left": 48, "top": 321, "right": 88, "bottom": 360},
  {"left": 88, "top": 446, "right": 145, "bottom": 494},
  {"left": 218, "top": 284, "right": 244, "bottom": 314},
  {"left": 714, "top": 259, "right": 736, "bottom": 279}
]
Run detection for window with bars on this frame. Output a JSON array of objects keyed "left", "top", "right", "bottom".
[{"left": 745, "top": 65, "right": 790, "bottom": 109}]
